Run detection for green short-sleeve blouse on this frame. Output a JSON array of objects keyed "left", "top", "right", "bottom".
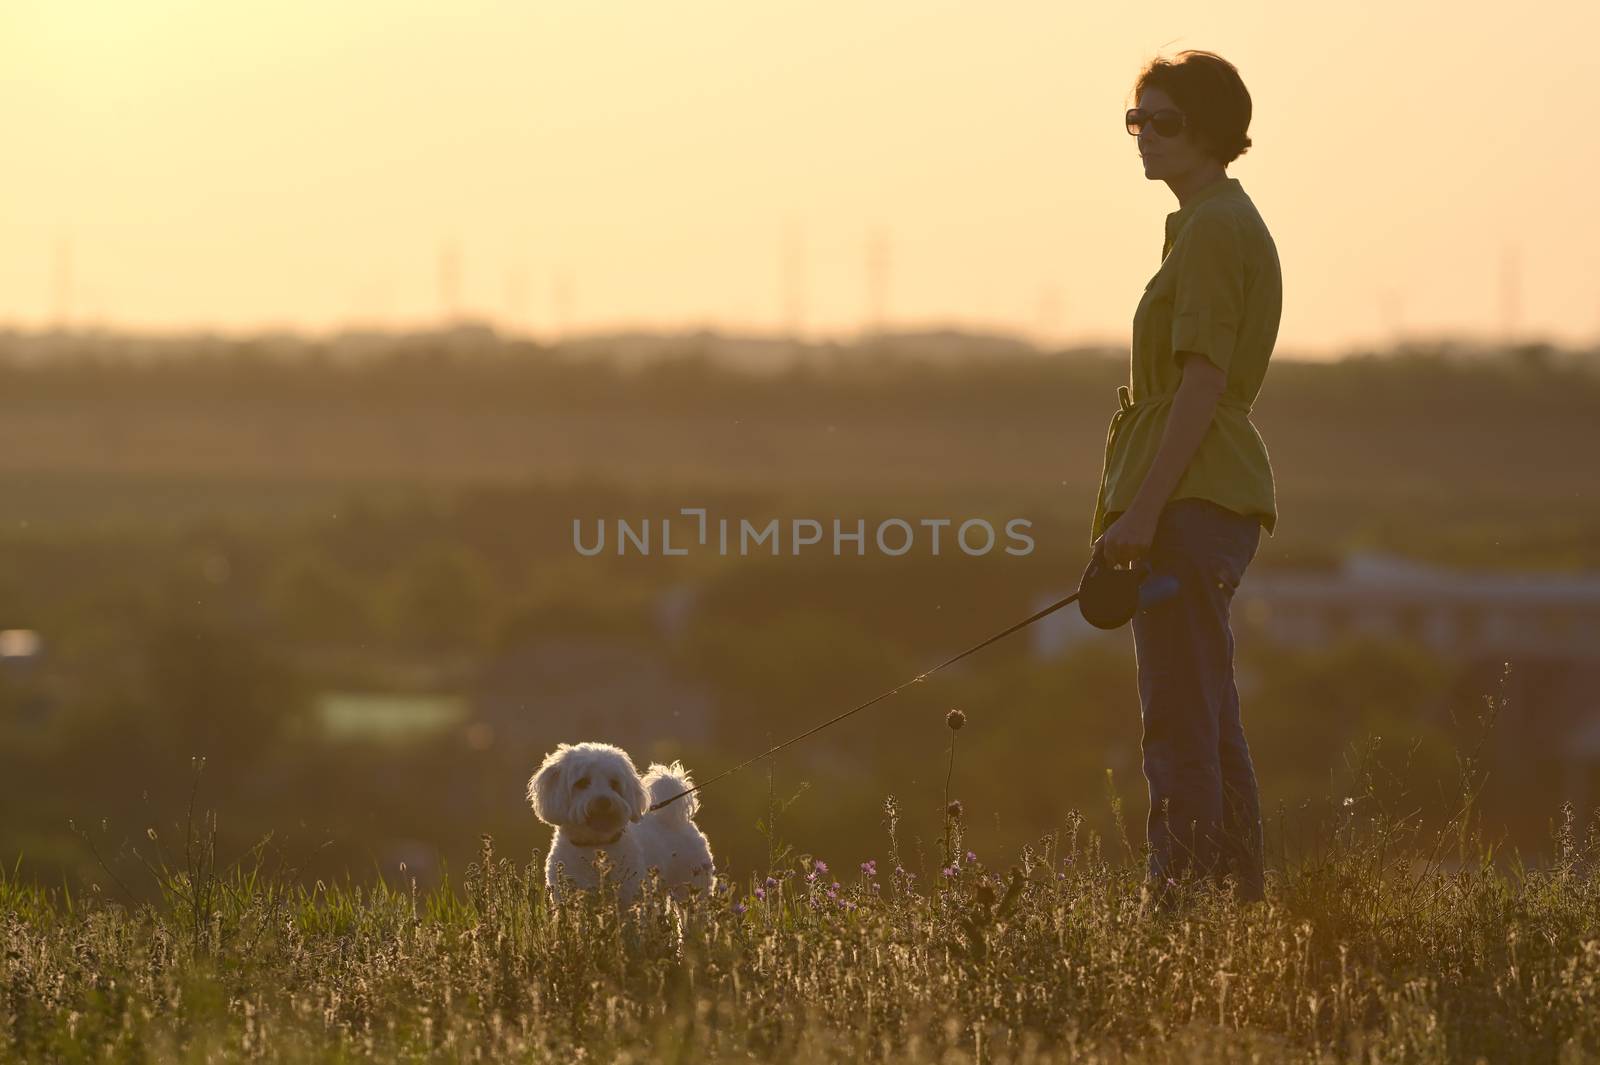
[{"left": 1089, "top": 175, "right": 1283, "bottom": 546}]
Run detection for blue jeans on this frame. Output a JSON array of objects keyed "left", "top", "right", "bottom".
[{"left": 1128, "top": 497, "right": 1265, "bottom": 903}]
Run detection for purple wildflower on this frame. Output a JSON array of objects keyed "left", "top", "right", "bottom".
[
  {"left": 732, "top": 901, "right": 747, "bottom": 916},
  {"left": 966, "top": 851, "right": 977, "bottom": 864},
  {"left": 860, "top": 860, "right": 877, "bottom": 877},
  {"left": 813, "top": 859, "right": 829, "bottom": 875},
  {"left": 765, "top": 876, "right": 778, "bottom": 889},
  {"left": 755, "top": 887, "right": 766, "bottom": 900}
]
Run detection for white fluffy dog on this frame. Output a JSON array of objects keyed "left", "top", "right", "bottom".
[{"left": 527, "top": 741, "right": 714, "bottom": 904}]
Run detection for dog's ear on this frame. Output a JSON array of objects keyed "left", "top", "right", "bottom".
[
  {"left": 527, "top": 745, "right": 570, "bottom": 824},
  {"left": 626, "top": 771, "right": 650, "bottom": 822}
]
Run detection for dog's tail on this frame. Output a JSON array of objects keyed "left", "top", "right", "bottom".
[{"left": 643, "top": 760, "right": 699, "bottom": 824}]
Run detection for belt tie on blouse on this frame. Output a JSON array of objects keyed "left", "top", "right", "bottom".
[{"left": 1099, "top": 385, "right": 1254, "bottom": 518}]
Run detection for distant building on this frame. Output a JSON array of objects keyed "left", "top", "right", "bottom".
[
  {"left": 0, "top": 628, "right": 43, "bottom": 664},
  {"left": 1235, "top": 551, "right": 1600, "bottom": 661},
  {"left": 0, "top": 629, "right": 53, "bottom": 727},
  {"left": 1028, "top": 550, "right": 1600, "bottom": 663}
]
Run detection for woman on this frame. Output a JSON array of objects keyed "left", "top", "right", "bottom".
[{"left": 1090, "top": 50, "right": 1281, "bottom": 910}]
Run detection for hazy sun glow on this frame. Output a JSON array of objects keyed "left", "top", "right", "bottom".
[{"left": 2, "top": 0, "right": 1596, "bottom": 356}]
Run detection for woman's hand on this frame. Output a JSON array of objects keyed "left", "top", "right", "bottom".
[{"left": 1098, "top": 504, "right": 1160, "bottom": 568}]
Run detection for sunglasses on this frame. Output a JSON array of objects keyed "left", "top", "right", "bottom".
[{"left": 1125, "top": 108, "right": 1187, "bottom": 138}]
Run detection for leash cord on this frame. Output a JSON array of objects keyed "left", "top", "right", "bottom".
[{"left": 648, "top": 587, "right": 1083, "bottom": 811}]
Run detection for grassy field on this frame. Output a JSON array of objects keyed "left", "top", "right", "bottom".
[{"left": 4, "top": 779, "right": 1597, "bottom": 1064}]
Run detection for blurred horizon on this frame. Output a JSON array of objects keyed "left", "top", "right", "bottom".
[
  {"left": 4, "top": 1, "right": 1599, "bottom": 357},
  {"left": 3, "top": 320, "right": 1597, "bottom": 371}
]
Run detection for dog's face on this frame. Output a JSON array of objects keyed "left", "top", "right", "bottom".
[{"left": 527, "top": 742, "right": 650, "bottom": 838}]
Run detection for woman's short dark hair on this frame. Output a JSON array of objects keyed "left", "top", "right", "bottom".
[{"left": 1132, "top": 50, "right": 1253, "bottom": 166}]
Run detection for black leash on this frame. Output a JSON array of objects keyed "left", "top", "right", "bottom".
[{"left": 648, "top": 586, "right": 1083, "bottom": 811}]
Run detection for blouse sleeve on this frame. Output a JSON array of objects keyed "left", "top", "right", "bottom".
[{"left": 1169, "top": 207, "right": 1246, "bottom": 376}]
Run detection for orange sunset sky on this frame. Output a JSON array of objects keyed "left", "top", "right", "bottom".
[{"left": 1, "top": 0, "right": 1595, "bottom": 358}]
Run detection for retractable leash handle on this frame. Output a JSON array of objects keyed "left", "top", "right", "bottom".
[{"left": 1077, "top": 538, "right": 1178, "bottom": 629}]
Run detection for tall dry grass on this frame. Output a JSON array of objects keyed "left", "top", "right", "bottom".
[{"left": 3, "top": 736, "right": 1598, "bottom": 1064}]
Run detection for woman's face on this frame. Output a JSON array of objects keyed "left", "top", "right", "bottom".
[{"left": 1133, "top": 87, "right": 1212, "bottom": 181}]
